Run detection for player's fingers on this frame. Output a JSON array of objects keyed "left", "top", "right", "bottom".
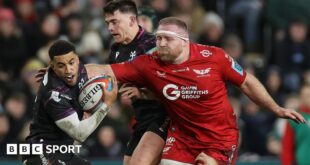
[
  {"left": 38, "top": 67, "right": 48, "bottom": 72},
  {"left": 292, "top": 111, "right": 306, "bottom": 123},
  {"left": 35, "top": 75, "right": 44, "bottom": 82},
  {"left": 127, "top": 92, "right": 138, "bottom": 98},
  {"left": 37, "top": 68, "right": 48, "bottom": 75},
  {"left": 121, "top": 90, "right": 132, "bottom": 97},
  {"left": 286, "top": 112, "right": 301, "bottom": 124},
  {"left": 119, "top": 87, "right": 132, "bottom": 93},
  {"left": 120, "top": 83, "right": 129, "bottom": 89},
  {"left": 35, "top": 71, "right": 45, "bottom": 77}
]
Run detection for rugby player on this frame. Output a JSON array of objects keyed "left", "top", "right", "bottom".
[
  {"left": 87, "top": 17, "right": 305, "bottom": 165},
  {"left": 23, "top": 40, "right": 117, "bottom": 165}
]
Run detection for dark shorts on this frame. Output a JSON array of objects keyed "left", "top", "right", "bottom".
[
  {"left": 124, "top": 116, "right": 170, "bottom": 156},
  {"left": 22, "top": 152, "right": 90, "bottom": 165}
]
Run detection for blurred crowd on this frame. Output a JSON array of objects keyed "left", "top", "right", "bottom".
[{"left": 1, "top": 0, "right": 310, "bottom": 162}]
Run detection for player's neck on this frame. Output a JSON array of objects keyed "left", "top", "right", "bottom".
[{"left": 122, "top": 25, "right": 140, "bottom": 45}]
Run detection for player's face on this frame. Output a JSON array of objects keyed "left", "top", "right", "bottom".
[
  {"left": 156, "top": 24, "right": 186, "bottom": 63},
  {"left": 51, "top": 51, "right": 79, "bottom": 86},
  {"left": 105, "top": 10, "right": 135, "bottom": 43}
]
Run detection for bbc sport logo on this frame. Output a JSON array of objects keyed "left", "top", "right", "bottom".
[{"left": 6, "top": 144, "right": 82, "bottom": 155}]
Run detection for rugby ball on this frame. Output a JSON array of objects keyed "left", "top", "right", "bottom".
[{"left": 78, "top": 75, "right": 113, "bottom": 112}]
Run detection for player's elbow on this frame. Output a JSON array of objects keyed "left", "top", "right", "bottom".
[
  {"left": 73, "top": 136, "right": 86, "bottom": 143},
  {"left": 70, "top": 129, "right": 88, "bottom": 143}
]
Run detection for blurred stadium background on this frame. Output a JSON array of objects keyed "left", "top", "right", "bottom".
[{"left": 1, "top": 0, "right": 310, "bottom": 164}]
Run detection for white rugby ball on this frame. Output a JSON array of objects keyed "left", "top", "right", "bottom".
[{"left": 78, "top": 75, "right": 112, "bottom": 112}]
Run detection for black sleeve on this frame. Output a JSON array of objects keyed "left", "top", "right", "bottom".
[{"left": 44, "top": 91, "right": 76, "bottom": 121}]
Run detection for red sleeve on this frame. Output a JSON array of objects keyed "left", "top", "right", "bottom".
[
  {"left": 110, "top": 58, "right": 145, "bottom": 86},
  {"left": 214, "top": 47, "right": 247, "bottom": 86},
  {"left": 281, "top": 122, "right": 295, "bottom": 165}
]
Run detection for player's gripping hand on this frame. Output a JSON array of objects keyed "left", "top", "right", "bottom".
[
  {"left": 35, "top": 67, "right": 48, "bottom": 82},
  {"left": 275, "top": 107, "right": 306, "bottom": 124},
  {"left": 101, "top": 76, "right": 118, "bottom": 107}
]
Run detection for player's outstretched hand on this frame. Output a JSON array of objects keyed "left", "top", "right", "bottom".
[
  {"left": 101, "top": 76, "right": 118, "bottom": 107},
  {"left": 35, "top": 67, "right": 48, "bottom": 82},
  {"left": 276, "top": 107, "right": 306, "bottom": 124},
  {"left": 195, "top": 152, "right": 218, "bottom": 165}
]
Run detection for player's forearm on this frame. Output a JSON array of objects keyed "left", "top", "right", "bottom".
[
  {"left": 76, "top": 103, "right": 109, "bottom": 142},
  {"left": 239, "top": 73, "right": 281, "bottom": 115},
  {"left": 55, "top": 103, "right": 109, "bottom": 143},
  {"left": 85, "top": 64, "right": 115, "bottom": 78}
]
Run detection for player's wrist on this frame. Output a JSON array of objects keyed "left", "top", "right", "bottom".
[
  {"left": 97, "top": 102, "right": 109, "bottom": 113},
  {"left": 103, "top": 99, "right": 113, "bottom": 108}
]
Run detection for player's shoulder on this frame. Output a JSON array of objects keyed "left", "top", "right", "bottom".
[
  {"left": 40, "top": 71, "right": 70, "bottom": 99},
  {"left": 41, "top": 87, "right": 73, "bottom": 107},
  {"left": 141, "top": 32, "right": 156, "bottom": 42},
  {"left": 191, "top": 43, "right": 226, "bottom": 60},
  {"left": 130, "top": 51, "right": 158, "bottom": 64},
  {"left": 138, "top": 31, "right": 156, "bottom": 53}
]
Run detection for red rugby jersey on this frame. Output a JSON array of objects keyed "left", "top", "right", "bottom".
[{"left": 111, "top": 43, "right": 247, "bottom": 150}]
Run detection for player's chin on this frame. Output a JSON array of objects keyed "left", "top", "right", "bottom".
[
  {"left": 65, "top": 77, "right": 77, "bottom": 86},
  {"left": 159, "top": 54, "right": 172, "bottom": 62}
]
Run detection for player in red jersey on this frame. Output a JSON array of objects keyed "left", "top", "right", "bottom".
[{"left": 81, "top": 17, "right": 305, "bottom": 165}]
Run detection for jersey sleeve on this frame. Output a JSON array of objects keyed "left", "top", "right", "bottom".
[
  {"left": 215, "top": 47, "right": 247, "bottom": 86},
  {"left": 110, "top": 57, "right": 145, "bottom": 86},
  {"left": 44, "top": 91, "right": 75, "bottom": 121}
]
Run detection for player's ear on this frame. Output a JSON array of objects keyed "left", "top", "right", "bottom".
[
  {"left": 76, "top": 56, "right": 80, "bottom": 64},
  {"left": 49, "top": 60, "right": 54, "bottom": 70},
  {"left": 129, "top": 15, "right": 136, "bottom": 26}
]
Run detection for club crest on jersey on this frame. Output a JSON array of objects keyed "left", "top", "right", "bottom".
[
  {"left": 50, "top": 91, "right": 61, "bottom": 102},
  {"left": 231, "top": 60, "right": 243, "bottom": 76},
  {"left": 78, "top": 78, "right": 85, "bottom": 89},
  {"left": 200, "top": 49, "right": 212, "bottom": 58},
  {"left": 193, "top": 68, "right": 211, "bottom": 77},
  {"left": 129, "top": 51, "right": 136, "bottom": 61}
]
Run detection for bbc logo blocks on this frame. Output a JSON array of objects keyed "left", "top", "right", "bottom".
[
  {"left": 6, "top": 144, "right": 17, "bottom": 155},
  {"left": 6, "top": 144, "right": 81, "bottom": 155},
  {"left": 7, "top": 144, "right": 43, "bottom": 155}
]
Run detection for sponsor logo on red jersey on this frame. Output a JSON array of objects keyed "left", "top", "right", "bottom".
[{"left": 162, "top": 84, "right": 208, "bottom": 100}]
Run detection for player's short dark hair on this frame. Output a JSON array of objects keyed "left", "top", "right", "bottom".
[
  {"left": 159, "top": 17, "right": 188, "bottom": 32},
  {"left": 103, "top": 0, "right": 138, "bottom": 16},
  {"left": 48, "top": 40, "right": 76, "bottom": 60}
]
